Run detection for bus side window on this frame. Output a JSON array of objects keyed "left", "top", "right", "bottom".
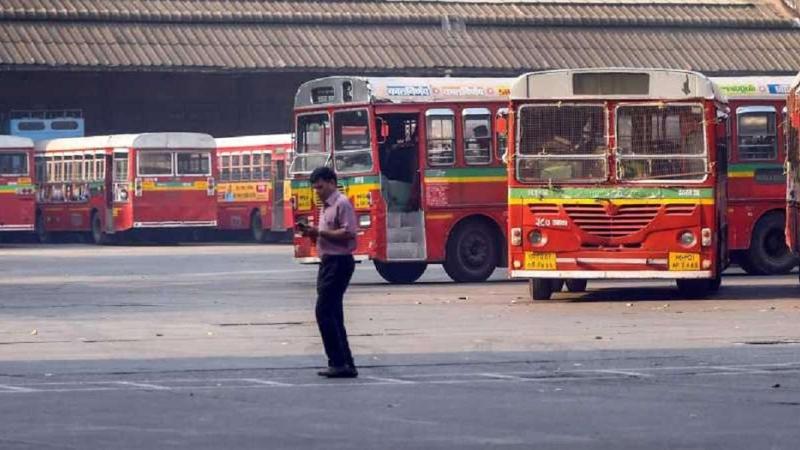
[
  {"left": 426, "top": 108, "right": 455, "bottom": 166},
  {"left": 463, "top": 108, "right": 492, "bottom": 165},
  {"left": 738, "top": 109, "right": 777, "bottom": 161},
  {"left": 220, "top": 155, "right": 230, "bottom": 181},
  {"left": 252, "top": 153, "right": 262, "bottom": 180}
]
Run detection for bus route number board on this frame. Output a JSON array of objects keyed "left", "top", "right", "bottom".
[
  {"left": 668, "top": 252, "right": 700, "bottom": 271},
  {"left": 525, "top": 252, "right": 557, "bottom": 270}
]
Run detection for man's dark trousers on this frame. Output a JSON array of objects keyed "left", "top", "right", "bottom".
[{"left": 316, "top": 254, "right": 356, "bottom": 368}]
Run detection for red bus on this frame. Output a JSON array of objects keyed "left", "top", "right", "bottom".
[
  {"left": 35, "top": 133, "right": 217, "bottom": 244},
  {"left": 0, "top": 136, "right": 36, "bottom": 236},
  {"left": 785, "top": 75, "right": 800, "bottom": 284},
  {"left": 290, "top": 76, "right": 512, "bottom": 283},
  {"left": 712, "top": 77, "right": 797, "bottom": 275},
  {"left": 216, "top": 134, "right": 294, "bottom": 242},
  {"left": 506, "top": 68, "right": 729, "bottom": 300}
]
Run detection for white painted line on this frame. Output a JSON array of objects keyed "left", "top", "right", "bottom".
[
  {"left": 479, "top": 372, "right": 529, "bottom": 381},
  {"left": 590, "top": 369, "right": 653, "bottom": 378},
  {"left": 707, "top": 366, "right": 773, "bottom": 375},
  {"left": 364, "top": 376, "right": 416, "bottom": 385},
  {"left": 241, "top": 378, "right": 294, "bottom": 387},
  {"left": 0, "top": 384, "right": 37, "bottom": 393},
  {"left": 112, "top": 381, "right": 171, "bottom": 391}
]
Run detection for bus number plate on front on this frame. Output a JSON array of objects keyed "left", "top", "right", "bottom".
[
  {"left": 668, "top": 252, "right": 700, "bottom": 271},
  {"left": 525, "top": 252, "right": 557, "bottom": 270}
]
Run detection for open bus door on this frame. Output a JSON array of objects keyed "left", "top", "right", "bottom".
[
  {"left": 272, "top": 159, "right": 285, "bottom": 231},
  {"left": 372, "top": 112, "right": 428, "bottom": 283}
]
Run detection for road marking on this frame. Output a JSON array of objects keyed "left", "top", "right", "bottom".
[
  {"left": 112, "top": 381, "right": 172, "bottom": 391},
  {"left": 240, "top": 378, "right": 294, "bottom": 387},
  {"left": 479, "top": 372, "right": 529, "bottom": 381},
  {"left": 364, "top": 376, "right": 416, "bottom": 384},
  {"left": 588, "top": 369, "right": 653, "bottom": 378},
  {"left": 0, "top": 384, "right": 37, "bottom": 393}
]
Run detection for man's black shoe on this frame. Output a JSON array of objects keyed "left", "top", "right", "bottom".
[{"left": 317, "top": 366, "right": 358, "bottom": 378}]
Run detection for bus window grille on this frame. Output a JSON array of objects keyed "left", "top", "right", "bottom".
[
  {"left": 516, "top": 104, "right": 607, "bottom": 183},
  {"left": 616, "top": 104, "right": 708, "bottom": 181}
]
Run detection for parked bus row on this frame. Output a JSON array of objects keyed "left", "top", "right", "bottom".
[
  {"left": 289, "top": 70, "right": 799, "bottom": 298},
  {"left": 0, "top": 133, "right": 293, "bottom": 244}
]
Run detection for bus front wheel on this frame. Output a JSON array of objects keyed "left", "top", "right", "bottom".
[
  {"left": 35, "top": 213, "right": 50, "bottom": 244},
  {"left": 566, "top": 279, "right": 588, "bottom": 292},
  {"left": 374, "top": 261, "right": 427, "bottom": 284},
  {"left": 742, "top": 213, "right": 797, "bottom": 275},
  {"left": 676, "top": 273, "right": 720, "bottom": 299},
  {"left": 529, "top": 278, "right": 555, "bottom": 301},
  {"left": 251, "top": 211, "right": 266, "bottom": 243},
  {"left": 91, "top": 212, "right": 109, "bottom": 245},
  {"left": 443, "top": 220, "right": 497, "bottom": 283}
]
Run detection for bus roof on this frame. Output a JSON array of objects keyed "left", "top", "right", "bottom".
[
  {"left": 215, "top": 134, "right": 293, "bottom": 149},
  {"left": 295, "top": 76, "right": 513, "bottom": 108},
  {"left": 511, "top": 68, "right": 725, "bottom": 101},
  {"left": 35, "top": 132, "right": 215, "bottom": 152},
  {"left": 711, "top": 76, "right": 794, "bottom": 100},
  {"left": 0, "top": 135, "right": 34, "bottom": 149}
]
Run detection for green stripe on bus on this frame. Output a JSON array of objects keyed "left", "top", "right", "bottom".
[
  {"left": 291, "top": 175, "right": 379, "bottom": 188},
  {"left": 425, "top": 167, "right": 507, "bottom": 178},
  {"left": 729, "top": 162, "right": 782, "bottom": 173},
  {"left": 508, "top": 186, "right": 714, "bottom": 200}
]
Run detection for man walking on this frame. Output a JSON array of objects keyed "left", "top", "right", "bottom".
[{"left": 298, "top": 167, "right": 358, "bottom": 378}]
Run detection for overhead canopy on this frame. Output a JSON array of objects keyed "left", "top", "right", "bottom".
[{"left": 1, "top": 0, "right": 799, "bottom": 75}]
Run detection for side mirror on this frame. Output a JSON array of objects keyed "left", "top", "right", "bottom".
[
  {"left": 495, "top": 116, "right": 508, "bottom": 135},
  {"left": 377, "top": 118, "right": 389, "bottom": 144}
]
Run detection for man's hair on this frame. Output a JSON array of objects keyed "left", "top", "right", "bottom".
[{"left": 309, "top": 166, "right": 337, "bottom": 184}]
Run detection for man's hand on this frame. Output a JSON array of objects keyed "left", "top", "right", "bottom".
[{"left": 303, "top": 226, "right": 320, "bottom": 239}]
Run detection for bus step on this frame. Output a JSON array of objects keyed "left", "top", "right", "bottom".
[
  {"left": 387, "top": 227, "right": 422, "bottom": 243},
  {"left": 387, "top": 243, "right": 425, "bottom": 260}
]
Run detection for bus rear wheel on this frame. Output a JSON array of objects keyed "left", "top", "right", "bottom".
[
  {"left": 91, "top": 212, "right": 109, "bottom": 245},
  {"left": 374, "top": 261, "right": 427, "bottom": 284},
  {"left": 443, "top": 220, "right": 498, "bottom": 283},
  {"left": 742, "top": 213, "right": 797, "bottom": 275},
  {"left": 251, "top": 211, "right": 266, "bottom": 243}
]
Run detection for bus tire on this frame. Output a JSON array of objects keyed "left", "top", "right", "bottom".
[
  {"left": 565, "top": 279, "right": 588, "bottom": 292},
  {"left": 443, "top": 220, "right": 498, "bottom": 283},
  {"left": 374, "top": 261, "right": 427, "bottom": 284},
  {"left": 676, "top": 275, "right": 719, "bottom": 299},
  {"left": 35, "top": 212, "right": 50, "bottom": 244},
  {"left": 530, "top": 278, "right": 554, "bottom": 301},
  {"left": 90, "top": 212, "right": 108, "bottom": 245},
  {"left": 743, "top": 213, "right": 797, "bottom": 275},
  {"left": 251, "top": 210, "right": 266, "bottom": 243}
]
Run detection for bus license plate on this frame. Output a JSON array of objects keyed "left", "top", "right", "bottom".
[
  {"left": 668, "top": 252, "right": 700, "bottom": 271},
  {"left": 525, "top": 252, "right": 557, "bottom": 270}
]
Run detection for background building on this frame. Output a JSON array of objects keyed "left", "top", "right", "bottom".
[{"left": 1, "top": 0, "right": 800, "bottom": 136}]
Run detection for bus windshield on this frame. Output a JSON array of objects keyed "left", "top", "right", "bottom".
[
  {"left": 334, "top": 109, "right": 373, "bottom": 174},
  {"left": 0, "top": 152, "right": 28, "bottom": 176},
  {"left": 516, "top": 104, "right": 607, "bottom": 182},
  {"left": 292, "top": 113, "right": 330, "bottom": 174},
  {"left": 616, "top": 104, "right": 707, "bottom": 181}
]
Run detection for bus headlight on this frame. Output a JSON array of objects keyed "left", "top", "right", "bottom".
[
  {"left": 119, "top": 189, "right": 129, "bottom": 201},
  {"left": 529, "top": 229, "right": 546, "bottom": 246},
  {"left": 358, "top": 214, "right": 371, "bottom": 228},
  {"left": 679, "top": 230, "right": 697, "bottom": 247}
]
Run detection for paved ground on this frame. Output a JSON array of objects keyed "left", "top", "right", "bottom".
[{"left": 0, "top": 243, "right": 798, "bottom": 449}]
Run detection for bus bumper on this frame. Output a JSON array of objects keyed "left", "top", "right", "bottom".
[
  {"left": 0, "top": 224, "right": 35, "bottom": 231},
  {"left": 295, "top": 255, "right": 371, "bottom": 264},
  {"left": 133, "top": 220, "right": 217, "bottom": 228},
  {"left": 511, "top": 270, "right": 712, "bottom": 279}
]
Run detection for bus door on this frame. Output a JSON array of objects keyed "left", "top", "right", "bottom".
[
  {"left": 377, "top": 113, "right": 426, "bottom": 261},
  {"left": 105, "top": 153, "right": 114, "bottom": 233},
  {"left": 272, "top": 159, "right": 285, "bottom": 231},
  {"left": 788, "top": 129, "right": 800, "bottom": 255}
]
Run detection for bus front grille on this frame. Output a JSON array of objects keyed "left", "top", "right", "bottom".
[{"left": 564, "top": 204, "right": 659, "bottom": 238}]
